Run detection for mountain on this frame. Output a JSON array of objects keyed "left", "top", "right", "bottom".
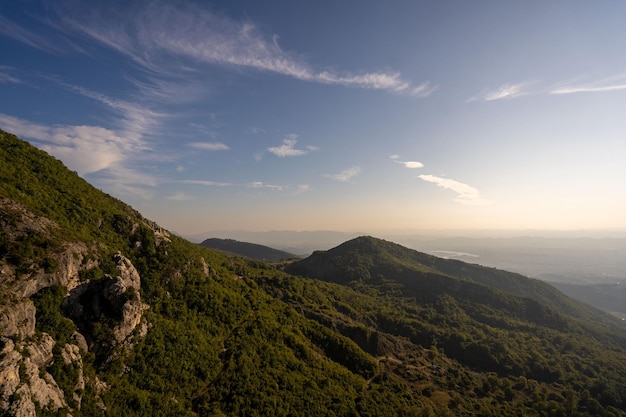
[
  {"left": 551, "top": 281, "right": 626, "bottom": 316},
  {"left": 186, "top": 229, "right": 361, "bottom": 256},
  {"left": 2, "top": 129, "right": 626, "bottom": 416},
  {"left": 199, "top": 238, "right": 297, "bottom": 261},
  {"left": 285, "top": 236, "right": 616, "bottom": 324}
]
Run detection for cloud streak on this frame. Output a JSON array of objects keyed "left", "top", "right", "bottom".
[
  {"left": 0, "top": 15, "right": 65, "bottom": 54},
  {"left": 186, "top": 142, "right": 229, "bottom": 151},
  {"left": 469, "top": 83, "right": 528, "bottom": 102},
  {"left": 181, "top": 180, "right": 233, "bottom": 187},
  {"left": 267, "top": 136, "right": 317, "bottom": 157},
  {"left": 167, "top": 192, "right": 193, "bottom": 201},
  {"left": 0, "top": 66, "right": 21, "bottom": 84},
  {"left": 0, "top": 113, "right": 142, "bottom": 175},
  {"left": 418, "top": 174, "right": 486, "bottom": 205},
  {"left": 43, "top": 1, "right": 432, "bottom": 96},
  {"left": 57, "top": 82, "right": 164, "bottom": 139},
  {"left": 390, "top": 155, "right": 424, "bottom": 169},
  {"left": 550, "top": 75, "right": 626, "bottom": 95},
  {"left": 247, "top": 181, "right": 287, "bottom": 191},
  {"left": 325, "top": 166, "right": 361, "bottom": 182}
]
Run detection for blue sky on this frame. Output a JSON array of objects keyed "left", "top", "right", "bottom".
[{"left": 1, "top": 0, "right": 626, "bottom": 234}]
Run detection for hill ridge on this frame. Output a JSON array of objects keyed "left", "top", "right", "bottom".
[
  {"left": 2, "top": 129, "right": 626, "bottom": 416},
  {"left": 199, "top": 237, "right": 297, "bottom": 261}
]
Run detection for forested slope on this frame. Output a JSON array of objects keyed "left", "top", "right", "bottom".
[{"left": 1, "top": 129, "right": 626, "bottom": 416}]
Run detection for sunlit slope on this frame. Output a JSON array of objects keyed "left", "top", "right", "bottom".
[
  {"left": 199, "top": 237, "right": 297, "bottom": 261},
  {"left": 2, "top": 129, "right": 626, "bottom": 416},
  {"left": 286, "top": 235, "right": 619, "bottom": 325}
]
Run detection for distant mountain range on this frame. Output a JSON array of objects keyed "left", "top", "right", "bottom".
[
  {"left": 199, "top": 238, "right": 297, "bottom": 261},
  {"left": 551, "top": 281, "right": 626, "bottom": 316},
  {"left": 2, "top": 128, "right": 626, "bottom": 416}
]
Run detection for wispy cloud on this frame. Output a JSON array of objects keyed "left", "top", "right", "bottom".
[
  {"left": 167, "top": 192, "right": 193, "bottom": 201},
  {"left": 267, "top": 135, "right": 317, "bottom": 157},
  {"left": 186, "top": 141, "right": 229, "bottom": 151},
  {"left": 0, "top": 15, "right": 65, "bottom": 54},
  {"left": 295, "top": 184, "right": 310, "bottom": 194},
  {"left": 550, "top": 75, "right": 626, "bottom": 95},
  {"left": 418, "top": 174, "right": 487, "bottom": 205},
  {"left": 43, "top": 1, "right": 431, "bottom": 96},
  {"left": 0, "top": 113, "right": 142, "bottom": 175},
  {"left": 181, "top": 180, "right": 233, "bottom": 187},
  {"left": 57, "top": 82, "right": 163, "bottom": 139},
  {"left": 390, "top": 155, "right": 424, "bottom": 169},
  {"left": 247, "top": 181, "right": 287, "bottom": 191},
  {"left": 249, "top": 127, "right": 266, "bottom": 134},
  {"left": 552, "top": 84, "right": 626, "bottom": 94},
  {"left": 0, "top": 66, "right": 21, "bottom": 84},
  {"left": 469, "top": 83, "right": 528, "bottom": 102},
  {"left": 325, "top": 166, "right": 362, "bottom": 182}
]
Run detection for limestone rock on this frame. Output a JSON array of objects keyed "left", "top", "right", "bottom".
[
  {"left": 25, "top": 333, "right": 55, "bottom": 368},
  {"left": 0, "top": 299, "right": 36, "bottom": 339},
  {"left": 12, "top": 242, "right": 87, "bottom": 299},
  {"left": 64, "top": 252, "right": 148, "bottom": 348},
  {"left": 0, "top": 334, "right": 67, "bottom": 416},
  {"left": 0, "top": 337, "right": 21, "bottom": 407},
  {"left": 61, "top": 344, "right": 85, "bottom": 409}
]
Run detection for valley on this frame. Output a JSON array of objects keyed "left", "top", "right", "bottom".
[{"left": 2, "top": 129, "right": 626, "bottom": 416}]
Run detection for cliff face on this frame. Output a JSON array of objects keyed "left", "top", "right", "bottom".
[
  {"left": 64, "top": 252, "right": 149, "bottom": 349},
  {"left": 0, "top": 196, "right": 149, "bottom": 416}
]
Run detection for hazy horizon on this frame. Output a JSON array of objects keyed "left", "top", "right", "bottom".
[{"left": 2, "top": 1, "right": 625, "bottom": 234}]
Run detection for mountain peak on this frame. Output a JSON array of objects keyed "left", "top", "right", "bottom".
[{"left": 3, "top": 130, "right": 626, "bottom": 416}]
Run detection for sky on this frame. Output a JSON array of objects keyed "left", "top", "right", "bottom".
[{"left": 1, "top": 0, "right": 626, "bottom": 235}]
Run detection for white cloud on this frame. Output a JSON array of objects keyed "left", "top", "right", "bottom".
[
  {"left": 0, "top": 67, "right": 21, "bottom": 84},
  {"left": 550, "top": 75, "right": 626, "bottom": 95},
  {"left": 267, "top": 136, "right": 316, "bottom": 157},
  {"left": 0, "top": 114, "right": 138, "bottom": 175},
  {"left": 403, "top": 161, "right": 424, "bottom": 168},
  {"left": 0, "top": 15, "right": 65, "bottom": 54},
  {"left": 181, "top": 180, "right": 233, "bottom": 187},
  {"left": 167, "top": 192, "right": 193, "bottom": 201},
  {"left": 187, "top": 142, "right": 229, "bottom": 151},
  {"left": 485, "top": 84, "right": 526, "bottom": 100},
  {"left": 390, "top": 155, "right": 424, "bottom": 168},
  {"left": 469, "top": 83, "right": 528, "bottom": 102},
  {"left": 418, "top": 174, "right": 487, "bottom": 205},
  {"left": 247, "top": 181, "right": 286, "bottom": 191},
  {"left": 58, "top": 82, "right": 163, "bottom": 139},
  {"left": 0, "top": 113, "right": 162, "bottom": 201},
  {"left": 48, "top": 2, "right": 431, "bottom": 96},
  {"left": 325, "top": 166, "right": 361, "bottom": 182},
  {"left": 295, "top": 184, "right": 310, "bottom": 194}
]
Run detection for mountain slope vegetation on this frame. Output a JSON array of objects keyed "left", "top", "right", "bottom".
[
  {"left": 1, "top": 128, "right": 626, "bottom": 416},
  {"left": 199, "top": 237, "right": 297, "bottom": 261}
]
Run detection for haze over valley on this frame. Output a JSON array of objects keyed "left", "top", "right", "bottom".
[{"left": 2, "top": 1, "right": 626, "bottom": 415}]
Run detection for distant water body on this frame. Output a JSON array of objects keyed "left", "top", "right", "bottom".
[{"left": 428, "top": 250, "right": 480, "bottom": 260}]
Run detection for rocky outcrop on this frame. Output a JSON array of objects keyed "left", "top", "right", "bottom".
[
  {"left": 0, "top": 299, "right": 36, "bottom": 339},
  {"left": 0, "top": 251, "right": 148, "bottom": 416},
  {"left": 64, "top": 252, "right": 148, "bottom": 348},
  {"left": 61, "top": 343, "right": 85, "bottom": 409},
  {"left": 107, "top": 253, "right": 149, "bottom": 345},
  {"left": 0, "top": 334, "right": 68, "bottom": 416},
  {"left": 12, "top": 242, "right": 88, "bottom": 299},
  {"left": 0, "top": 196, "right": 89, "bottom": 299},
  {"left": 0, "top": 195, "right": 152, "bottom": 416}
]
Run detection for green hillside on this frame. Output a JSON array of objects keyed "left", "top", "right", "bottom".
[
  {"left": 286, "top": 236, "right": 616, "bottom": 322},
  {"left": 199, "top": 237, "right": 297, "bottom": 261},
  {"left": 2, "top": 128, "right": 626, "bottom": 416}
]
